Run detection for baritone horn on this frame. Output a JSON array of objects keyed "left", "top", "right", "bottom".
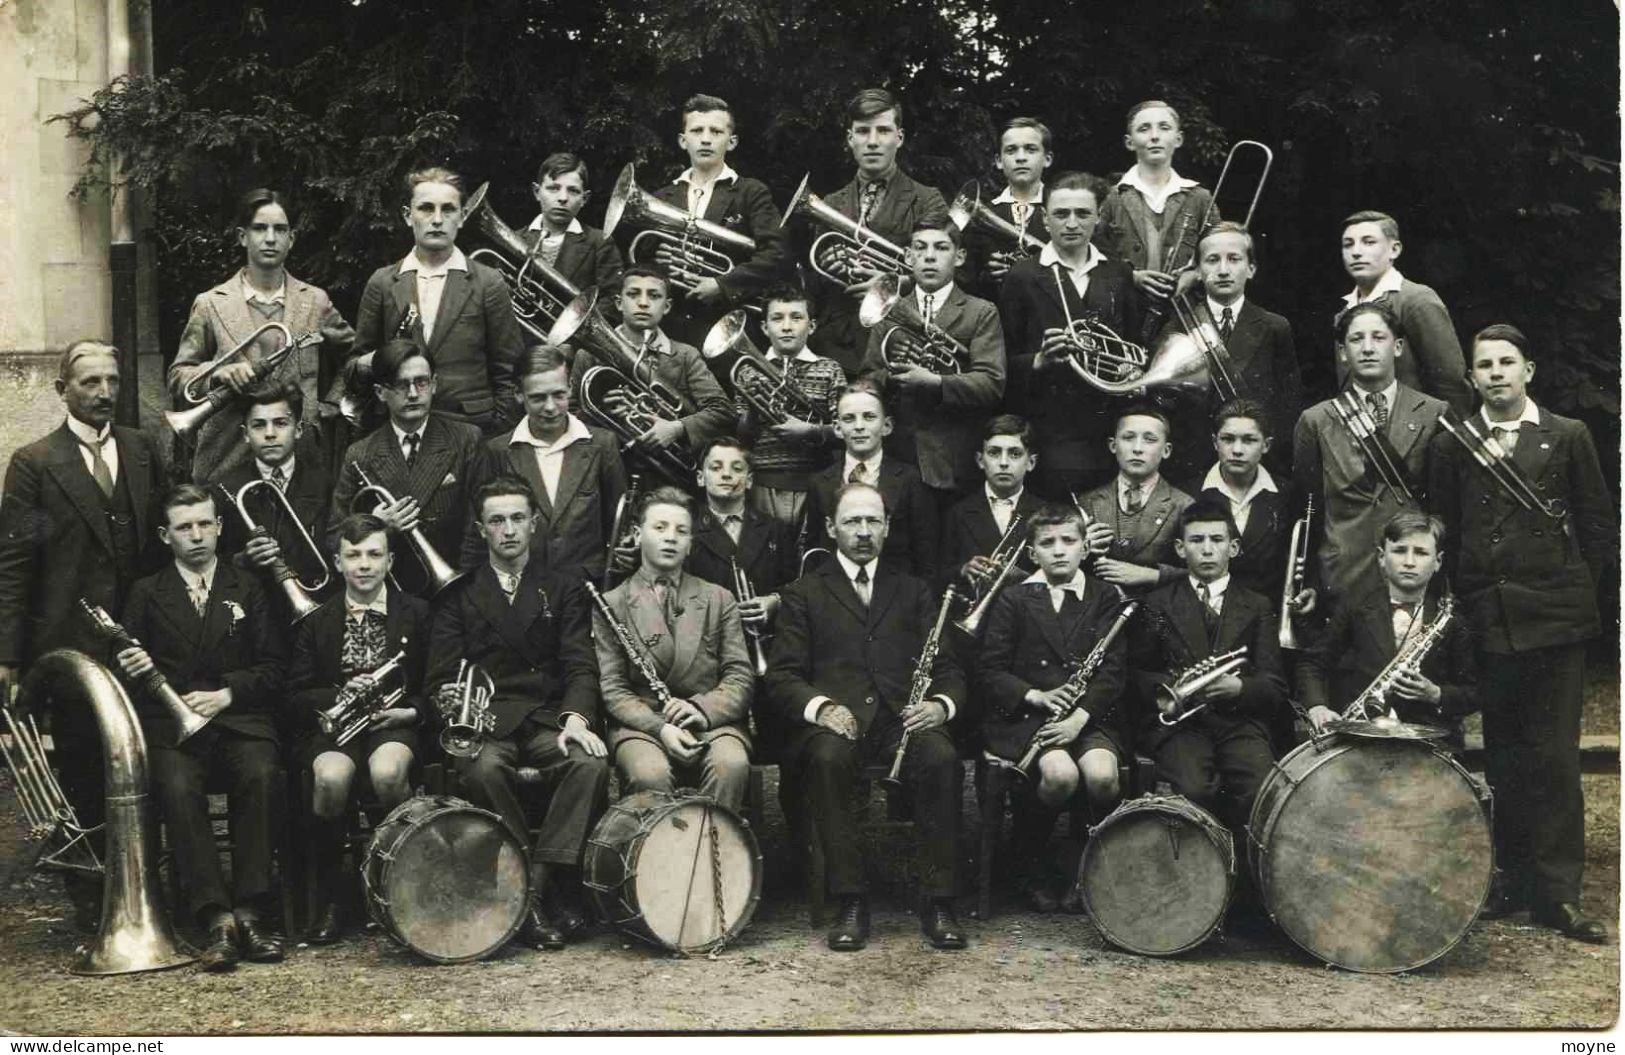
[
  {"left": 953, "top": 513, "right": 1026, "bottom": 637},
  {"left": 349, "top": 464, "right": 467, "bottom": 597},
  {"left": 166, "top": 323, "right": 323, "bottom": 440},
  {"left": 1278, "top": 495, "right": 1314, "bottom": 650},
  {"left": 948, "top": 180, "right": 1047, "bottom": 258},
  {"left": 220, "top": 480, "right": 329, "bottom": 624},
  {"left": 781, "top": 173, "right": 910, "bottom": 285},
  {"left": 858, "top": 273, "right": 967, "bottom": 375},
  {"left": 462, "top": 181, "right": 581, "bottom": 340},
  {"left": 604, "top": 163, "right": 757, "bottom": 292},
  {"left": 702, "top": 311, "right": 827, "bottom": 427}
]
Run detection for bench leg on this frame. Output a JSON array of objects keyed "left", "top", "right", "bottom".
[{"left": 976, "top": 760, "right": 1009, "bottom": 921}]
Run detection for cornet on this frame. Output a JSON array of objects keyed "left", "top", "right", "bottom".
[
  {"left": 315, "top": 650, "right": 408, "bottom": 747},
  {"left": 349, "top": 464, "right": 467, "bottom": 597},
  {"left": 781, "top": 173, "right": 910, "bottom": 285},
  {"left": 858, "top": 274, "right": 967, "bottom": 375},
  {"left": 462, "top": 181, "right": 582, "bottom": 340},
  {"left": 1157, "top": 647, "right": 1249, "bottom": 726},
  {"left": 701, "top": 311, "right": 828, "bottom": 427},
  {"left": 1278, "top": 495, "right": 1314, "bottom": 650},
  {"left": 952, "top": 513, "right": 1026, "bottom": 637},
  {"left": 948, "top": 180, "right": 1047, "bottom": 258},
  {"left": 731, "top": 559, "right": 770, "bottom": 678},
  {"left": 439, "top": 659, "right": 496, "bottom": 759},
  {"left": 220, "top": 480, "right": 329, "bottom": 624},
  {"left": 166, "top": 323, "right": 323, "bottom": 440},
  {"left": 604, "top": 163, "right": 757, "bottom": 293}
]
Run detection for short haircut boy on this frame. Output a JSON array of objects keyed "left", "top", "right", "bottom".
[
  {"left": 336, "top": 512, "right": 392, "bottom": 549},
  {"left": 983, "top": 413, "right": 1035, "bottom": 450},
  {"left": 1471, "top": 322, "right": 1532, "bottom": 359},
  {"left": 162, "top": 482, "right": 216, "bottom": 521},
  {"left": 761, "top": 282, "right": 812, "bottom": 314},
  {"left": 1177, "top": 498, "right": 1238, "bottom": 541},
  {"left": 405, "top": 166, "right": 464, "bottom": 202},
  {"left": 245, "top": 380, "right": 304, "bottom": 422},
  {"left": 1113, "top": 403, "right": 1172, "bottom": 436},
  {"left": 1125, "top": 99, "right": 1181, "bottom": 129},
  {"left": 1341, "top": 209, "right": 1400, "bottom": 241},
  {"left": 621, "top": 265, "right": 670, "bottom": 293},
  {"left": 1380, "top": 510, "right": 1445, "bottom": 549},
  {"left": 1333, "top": 300, "right": 1407, "bottom": 344},
  {"left": 1025, "top": 504, "right": 1085, "bottom": 542},
  {"left": 846, "top": 88, "right": 902, "bottom": 126},
  {"left": 1045, "top": 171, "right": 1111, "bottom": 207},
  {"left": 638, "top": 485, "right": 694, "bottom": 524},
  {"left": 681, "top": 93, "right": 734, "bottom": 123},
  {"left": 518, "top": 344, "right": 571, "bottom": 383},
  {"left": 1211, "top": 397, "right": 1273, "bottom": 439},
  {"left": 534, "top": 152, "right": 589, "bottom": 187},
  {"left": 475, "top": 476, "right": 539, "bottom": 517},
  {"left": 374, "top": 338, "right": 431, "bottom": 387},
  {"left": 1199, "top": 219, "right": 1255, "bottom": 261},
  {"left": 701, "top": 435, "right": 754, "bottom": 469},
  {"left": 911, "top": 220, "right": 962, "bottom": 249},
  {"left": 1002, "top": 116, "right": 1053, "bottom": 153}
]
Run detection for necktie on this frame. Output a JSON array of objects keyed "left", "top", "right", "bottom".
[
  {"left": 1366, "top": 391, "right": 1390, "bottom": 430},
  {"left": 922, "top": 292, "right": 936, "bottom": 329},
  {"left": 1198, "top": 583, "right": 1219, "bottom": 640},
  {"left": 1491, "top": 425, "right": 1518, "bottom": 453},
  {"left": 403, "top": 431, "right": 420, "bottom": 467},
  {"left": 1012, "top": 202, "right": 1031, "bottom": 230},
  {"left": 1219, "top": 307, "right": 1234, "bottom": 342},
  {"left": 847, "top": 461, "right": 868, "bottom": 485},
  {"left": 858, "top": 180, "right": 884, "bottom": 226},
  {"left": 270, "top": 465, "right": 287, "bottom": 492},
  {"left": 853, "top": 566, "right": 871, "bottom": 607},
  {"left": 1124, "top": 482, "right": 1144, "bottom": 514},
  {"left": 190, "top": 576, "right": 209, "bottom": 617},
  {"left": 495, "top": 568, "right": 519, "bottom": 604},
  {"left": 990, "top": 496, "right": 1014, "bottom": 534},
  {"left": 539, "top": 234, "right": 563, "bottom": 267},
  {"left": 720, "top": 514, "right": 743, "bottom": 545},
  {"left": 79, "top": 435, "right": 114, "bottom": 498}
]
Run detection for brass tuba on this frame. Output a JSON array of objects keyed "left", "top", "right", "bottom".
[
  {"left": 701, "top": 311, "right": 827, "bottom": 426},
  {"left": 948, "top": 180, "right": 1047, "bottom": 258},
  {"left": 349, "top": 464, "right": 467, "bottom": 597},
  {"left": 462, "top": 181, "right": 582, "bottom": 340},
  {"left": 165, "top": 323, "right": 323, "bottom": 441},
  {"left": 219, "top": 480, "right": 329, "bottom": 624},
  {"left": 781, "top": 173, "right": 910, "bottom": 285},
  {"left": 857, "top": 273, "right": 967, "bottom": 375},
  {"left": 10, "top": 650, "right": 196, "bottom": 974},
  {"left": 603, "top": 163, "right": 757, "bottom": 292}
]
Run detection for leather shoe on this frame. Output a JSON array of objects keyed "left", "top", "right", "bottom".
[
  {"left": 540, "top": 883, "right": 589, "bottom": 940},
  {"left": 520, "top": 904, "right": 566, "bottom": 951},
  {"left": 826, "top": 896, "right": 869, "bottom": 951},
  {"left": 198, "top": 919, "right": 240, "bottom": 972},
  {"left": 238, "top": 919, "right": 285, "bottom": 963},
  {"left": 922, "top": 899, "right": 967, "bottom": 950},
  {"left": 1532, "top": 902, "right": 1608, "bottom": 944},
  {"left": 307, "top": 902, "right": 344, "bottom": 946}
]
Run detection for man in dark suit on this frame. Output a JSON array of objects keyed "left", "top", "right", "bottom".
[
  {"left": 1128, "top": 499, "right": 1288, "bottom": 834},
  {"left": 959, "top": 117, "right": 1053, "bottom": 301},
  {"left": 116, "top": 484, "right": 288, "bottom": 970},
  {"left": 471, "top": 345, "right": 628, "bottom": 584},
  {"left": 802, "top": 382, "right": 939, "bottom": 579},
  {"left": 328, "top": 340, "right": 484, "bottom": 596},
  {"left": 1427, "top": 324, "right": 1614, "bottom": 942},
  {"left": 428, "top": 477, "right": 608, "bottom": 951},
  {"left": 212, "top": 382, "right": 334, "bottom": 619},
  {"left": 765, "top": 482, "right": 969, "bottom": 951},
  {"left": 999, "top": 173, "right": 1141, "bottom": 497},
  {"left": 0, "top": 340, "right": 166, "bottom": 929},
  {"left": 804, "top": 88, "right": 950, "bottom": 377},
  {"left": 524, "top": 152, "right": 624, "bottom": 297},
  {"left": 352, "top": 167, "right": 526, "bottom": 435},
  {"left": 642, "top": 93, "right": 788, "bottom": 349}
]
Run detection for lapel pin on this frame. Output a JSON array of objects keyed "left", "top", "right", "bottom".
[
  {"left": 1406, "top": 422, "right": 1418, "bottom": 431},
  {"left": 1540, "top": 442, "right": 1551, "bottom": 450}
]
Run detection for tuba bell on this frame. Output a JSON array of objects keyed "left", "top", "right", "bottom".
[
  {"left": 462, "top": 181, "right": 582, "bottom": 340},
  {"left": 1072, "top": 329, "right": 1212, "bottom": 396},
  {"left": 701, "top": 311, "right": 827, "bottom": 427},
  {"left": 603, "top": 163, "right": 757, "bottom": 292},
  {"left": 781, "top": 173, "right": 910, "bottom": 285},
  {"left": 857, "top": 273, "right": 967, "bottom": 375}
]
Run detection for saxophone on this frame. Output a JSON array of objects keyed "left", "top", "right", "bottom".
[
  {"left": 1010, "top": 600, "right": 1138, "bottom": 781},
  {"left": 1342, "top": 596, "right": 1456, "bottom": 722}
]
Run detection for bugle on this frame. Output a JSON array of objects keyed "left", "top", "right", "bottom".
[
  {"left": 952, "top": 513, "right": 1026, "bottom": 637},
  {"left": 219, "top": 480, "right": 328, "bottom": 624},
  {"left": 349, "top": 464, "right": 467, "bottom": 597},
  {"left": 730, "top": 558, "right": 770, "bottom": 678},
  {"left": 1157, "top": 646, "right": 1249, "bottom": 727},
  {"left": 948, "top": 180, "right": 1047, "bottom": 258},
  {"left": 1329, "top": 390, "right": 1414, "bottom": 503},
  {"left": 463, "top": 181, "right": 582, "bottom": 340},
  {"left": 880, "top": 585, "right": 957, "bottom": 791},
  {"left": 438, "top": 660, "right": 496, "bottom": 759},
  {"left": 604, "top": 163, "right": 757, "bottom": 293},
  {"left": 166, "top": 323, "right": 323, "bottom": 440},
  {"left": 1278, "top": 495, "right": 1314, "bottom": 650},
  {"left": 701, "top": 311, "right": 828, "bottom": 426},
  {"left": 1010, "top": 600, "right": 1138, "bottom": 782},
  {"left": 316, "top": 650, "right": 408, "bottom": 747},
  {"left": 781, "top": 173, "right": 910, "bottom": 285},
  {"left": 857, "top": 273, "right": 967, "bottom": 375},
  {"left": 78, "top": 600, "right": 210, "bottom": 742},
  {"left": 1435, "top": 412, "right": 1565, "bottom": 520}
]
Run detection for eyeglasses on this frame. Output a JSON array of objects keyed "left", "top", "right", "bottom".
[{"left": 384, "top": 377, "right": 434, "bottom": 394}]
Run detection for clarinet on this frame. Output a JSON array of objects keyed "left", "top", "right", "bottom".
[
  {"left": 880, "top": 585, "right": 958, "bottom": 790},
  {"left": 1009, "top": 601, "right": 1138, "bottom": 781},
  {"left": 586, "top": 581, "right": 707, "bottom": 751}
]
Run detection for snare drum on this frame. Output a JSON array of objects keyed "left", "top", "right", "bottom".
[
  {"left": 1247, "top": 733, "right": 1493, "bottom": 973},
  {"left": 362, "top": 795, "right": 530, "bottom": 964},
  {"left": 1077, "top": 794, "right": 1235, "bottom": 956},
  {"left": 584, "top": 790, "right": 761, "bottom": 955}
]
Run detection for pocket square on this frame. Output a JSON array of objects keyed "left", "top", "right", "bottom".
[{"left": 442, "top": 472, "right": 457, "bottom": 486}]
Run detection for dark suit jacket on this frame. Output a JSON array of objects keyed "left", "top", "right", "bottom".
[
  {"left": 119, "top": 562, "right": 286, "bottom": 747},
  {"left": 858, "top": 284, "right": 1006, "bottom": 490},
  {"left": 287, "top": 590, "right": 432, "bottom": 727},
  {"left": 1335, "top": 279, "right": 1472, "bottom": 414},
  {"left": 0, "top": 423, "right": 166, "bottom": 667},
  {"left": 1293, "top": 384, "right": 1445, "bottom": 604},
  {"left": 470, "top": 421, "right": 628, "bottom": 583},
  {"left": 977, "top": 577, "right": 1129, "bottom": 760},
  {"left": 804, "top": 457, "right": 939, "bottom": 580},
  {"left": 524, "top": 222, "right": 624, "bottom": 296},
  {"left": 353, "top": 256, "right": 525, "bottom": 433},
  {"left": 649, "top": 173, "right": 788, "bottom": 345},
  {"left": 1426, "top": 409, "right": 1614, "bottom": 654},
  {"left": 1075, "top": 476, "right": 1195, "bottom": 588},
  {"left": 426, "top": 562, "right": 599, "bottom": 738},
  {"left": 212, "top": 457, "right": 335, "bottom": 606},
  {"left": 1196, "top": 475, "right": 1298, "bottom": 602},
  {"left": 329, "top": 415, "right": 484, "bottom": 594},
  {"left": 939, "top": 488, "right": 1047, "bottom": 593},
  {"left": 764, "top": 560, "right": 965, "bottom": 759},
  {"left": 1296, "top": 583, "right": 1478, "bottom": 729},
  {"left": 804, "top": 170, "right": 949, "bottom": 376},
  {"left": 1127, "top": 577, "right": 1287, "bottom": 750},
  {"left": 961, "top": 196, "right": 1049, "bottom": 301},
  {"left": 685, "top": 503, "right": 798, "bottom": 597}
]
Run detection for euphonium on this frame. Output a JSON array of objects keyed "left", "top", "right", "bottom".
[
  {"left": 315, "top": 650, "right": 408, "bottom": 748},
  {"left": 11, "top": 650, "right": 196, "bottom": 974},
  {"left": 948, "top": 180, "right": 1047, "bottom": 258},
  {"left": 604, "top": 163, "right": 757, "bottom": 292},
  {"left": 547, "top": 288, "right": 693, "bottom": 418},
  {"left": 1342, "top": 596, "right": 1455, "bottom": 723},
  {"left": 166, "top": 323, "right": 322, "bottom": 440},
  {"left": 952, "top": 513, "right": 1026, "bottom": 637},
  {"left": 219, "top": 480, "right": 329, "bottom": 624},
  {"left": 439, "top": 660, "right": 496, "bottom": 759},
  {"left": 349, "top": 464, "right": 467, "bottom": 597},
  {"left": 880, "top": 585, "right": 958, "bottom": 791},
  {"left": 701, "top": 311, "right": 827, "bottom": 426},
  {"left": 1010, "top": 600, "right": 1138, "bottom": 782},
  {"left": 576, "top": 364, "right": 698, "bottom": 488},
  {"left": 462, "top": 181, "right": 582, "bottom": 340},
  {"left": 1278, "top": 495, "right": 1314, "bottom": 650},
  {"left": 857, "top": 273, "right": 967, "bottom": 375},
  {"left": 781, "top": 173, "right": 910, "bottom": 285},
  {"left": 1156, "top": 646, "right": 1249, "bottom": 727},
  {"left": 79, "top": 600, "right": 210, "bottom": 743}
]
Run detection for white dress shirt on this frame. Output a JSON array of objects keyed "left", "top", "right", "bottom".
[
  {"left": 677, "top": 164, "right": 738, "bottom": 218},
  {"left": 1201, "top": 463, "right": 1277, "bottom": 536},
  {"left": 1189, "top": 573, "right": 1231, "bottom": 616},
  {"left": 1480, "top": 398, "right": 1540, "bottom": 452},
  {"left": 526, "top": 215, "right": 585, "bottom": 265},
  {"left": 986, "top": 485, "right": 1022, "bottom": 535},
  {"left": 1117, "top": 165, "right": 1200, "bottom": 215},
  {"left": 1342, "top": 266, "right": 1406, "bottom": 309},
  {"left": 1039, "top": 241, "right": 1104, "bottom": 299},
  {"left": 256, "top": 455, "right": 296, "bottom": 489},
  {"left": 397, "top": 247, "right": 469, "bottom": 340},
  {"left": 842, "top": 451, "right": 884, "bottom": 485},
  {"left": 1021, "top": 568, "right": 1088, "bottom": 612},
  {"left": 65, "top": 415, "right": 119, "bottom": 485},
  {"left": 991, "top": 184, "right": 1044, "bottom": 232},
  {"left": 915, "top": 282, "right": 953, "bottom": 326},
  {"left": 1207, "top": 295, "right": 1245, "bottom": 335},
  {"left": 509, "top": 414, "right": 593, "bottom": 503},
  {"left": 344, "top": 586, "right": 390, "bottom": 620}
]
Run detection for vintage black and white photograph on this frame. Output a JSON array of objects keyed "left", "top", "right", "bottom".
[{"left": 0, "top": 0, "right": 1618, "bottom": 1037}]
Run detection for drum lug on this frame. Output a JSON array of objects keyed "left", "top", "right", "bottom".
[{"left": 1268, "top": 760, "right": 1298, "bottom": 787}]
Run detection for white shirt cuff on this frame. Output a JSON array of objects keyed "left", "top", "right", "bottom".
[
  {"left": 932, "top": 694, "right": 956, "bottom": 722},
  {"left": 804, "top": 696, "right": 832, "bottom": 725}
]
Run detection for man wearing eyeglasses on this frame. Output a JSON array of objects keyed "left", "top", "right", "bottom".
[{"left": 327, "top": 339, "right": 485, "bottom": 595}]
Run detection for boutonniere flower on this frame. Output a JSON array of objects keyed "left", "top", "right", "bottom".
[
  {"left": 725, "top": 212, "right": 744, "bottom": 226},
  {"left": 224, "top": 600, "right": 246, "bottom": 635},
  {"left": 537, "top": 586, "right": 553, "bottom": 621}
]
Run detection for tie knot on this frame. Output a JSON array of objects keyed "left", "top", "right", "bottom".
[
  {"left": 1367, "top": 392, "right": 1387, "bottom": 410},
  {"left": 656, "top": 575, "right": 673, "bottom": 587},
  {"left": 854, "top": 566, "right": 870, "bottom": 586}
]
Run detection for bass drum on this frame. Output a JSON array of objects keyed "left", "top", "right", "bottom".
[
  {"left": 1248, "top": 734, "right": 1493, "bottom": 973},
  {"left": 362, "top": 795, "right": 530, "bottom": 964},
  {"left": 584, "top": 790, "right": 761, "bottom": 955},
  {"left": 1078, "top": 794, "right": 1235, "bottom": 956}
]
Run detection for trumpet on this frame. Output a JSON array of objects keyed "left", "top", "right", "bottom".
[
  {"left": 730, "top": 559, "right": 770, "bottom": 678},
  {"left": 857, "top": 273, "right": 967, "bottom": 375},
  {"left": 1156, "top": 646, "right": 1249, "bottom": 727},
  {"left": 1436, "top": 412, "right": 1566, "bottom": 520},
  {"left": 952, "top": 513, "right": 1026, "bottom": 636},
  {"left": 78, "top": 600, "right": 210, "bottom": 742},
  {"left": 947, "top": 180, "right": 1047, "bottom": 258},
  {"left": 603, "top": 473, "right": 642, "bottom": 590},
  {"left": 604, "top": 163, "right": 757, "bottom": 293},
  {"left": 439, "top": 660, "right": 496, "bottom": 759},
  {"left": 1329, "top": 390, "right": 1415, "bottom": 504},
  {"left": 166, "top": 323, "right": 323, "bottom": 440},
  {"left": 315, "top": 650, "right": 408, "bottom": 747},
  {"left": 701, "top": 311, "right": 828, "bottom": 426},
  {"left": 349, "top": 464, "right": 468, "bottom": 597},
  {"left": 1010, "top": 600, "right": 1137, "bottom": 782},
  {"left": 880, "top": 585, "right": 957, "bottom": 791},
  {"left": 1278, "top": 495, "right": 1314, "bottom": 650},
  {"left": 781, "top": 173, "right": 910, "bottom": 286},
  {"left": 219, "top": 480, "right": 328, "bottom": 624},
  {"left": 463, "top": 181, "right": 582, "bottom": 340}
]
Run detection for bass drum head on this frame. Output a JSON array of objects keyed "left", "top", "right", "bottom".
[
  {"left": 613, "top": 794, "right": 762, "bottom": 954},
  {"left": 1078, "top": 796, "right": 1234, "bottom": 956},
  {"left": 364, "top": 796, "right": 529, "bottom": 964},
  {"left": 1255, "top": 738, "right": 1492, "bottom": 973}
]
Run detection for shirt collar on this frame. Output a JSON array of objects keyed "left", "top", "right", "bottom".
[
  {"left": 256, "top": 455, "right": 296, "bottom": 481},
  {"left": 392, "top": 421, "right": 427, "bottom": 449},
  {"left": 1189, "top": 573, "right": 1231, "bottom": 599},
  {"left": 766, "top": 345, "right": 820, "bottom": 364},
  {"left": 1023, "top": 568, "right": 1088, "bottom": 598},
  {"left": 916, "top": 282, "right": 954, "bottom": 311},
  {"left": 489, "top": 557, "right": 529, "bottom": 585},
  {"left": 677, "top": 164, "right": 739, "bottom": 187},
  {"left": 1202, "top": 462, "right": 1277, "bottom": 506},
  {"left": 991, "top": 184, "right": 1043, "bottom": 206},
  {"left": 1039, "top": 241, "right": 1103, "bottom": 273},
  {"left": 345, "top": 587, "right": 389, "bottom": 617},
  {"left": 526, "top": 214, "right": 586, "bottom": 236},
  {"left": 1207, "top": 295, "right": 1245, "bottom": 321},
  {"left": 398, "top": 247, "right": 469, "bottom": 277},
  {"left": 843, "top": 451, "right": 883, "bottom": 479},
  {"left": 511, "top": 413, "right": 592, "bottom": 452},
  {"left": 617, "top": 326, "right": 671, "bottom": 354},
  {"left": 634, "top": 564, "right": 684, "bottom": 592},
  {"left": 986, "top": 484, "right": 1023, "bottom": 507},
  {"left": 708, "top": 504, "right": 746, "bottom": 522},
  {"left": 1481, "top": 399, "right": 1540, "bottom": 431},
  {"left": 65, "top": 415, "right": 110, "bottom": 447},
  {"left": 1343, "top": 267, "right": 1406, "bottom": 308},
  {"left": 177, "top": 558, "right": 219, "bottom": 592},
  {"left": 835, "top": 550, "right": 877, "bottom": 582},
  {"left": 1117, "top": 165, "right": 1200, "bottom": 213},
  {"left": 240, "top": 269, "right": 287, "bottom": 305}
]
